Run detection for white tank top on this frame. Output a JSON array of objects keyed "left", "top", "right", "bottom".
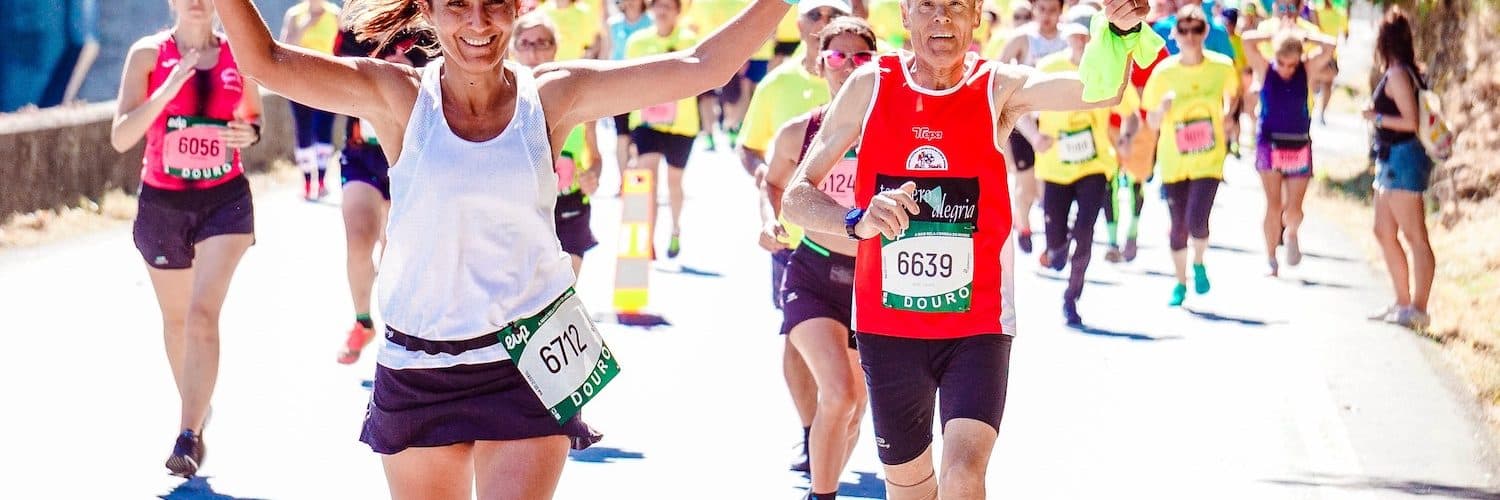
[
  {"left": 1023, "top": 25, "right": 1069, "bottom": 66},
  {"left": 377, "top": 59, "right": 574, "bottom": 369}
]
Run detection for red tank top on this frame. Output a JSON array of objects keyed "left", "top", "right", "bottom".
[
  {"left": 852, "top": 53, "right": 1012, "bottom": 339},
  {"left": 141, "top": 32, "right": 247, "bottom": 191}
]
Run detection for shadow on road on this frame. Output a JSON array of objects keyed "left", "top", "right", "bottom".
[
  {"left": 1297, "top": 278, "right": 1354, "bottom": 289},
  {"left": 1183, "top": 308, "right": 1282, "bottom": 327},
  {"left": 569, "top": 446, "right": 646, "bottom": 464},
  {"left": 795, "top": 471, "right": 887, "bottom": 499},
  {"left": 1264, "top": 475, "right": 1500, "bottom": 499},
  {"left": 1298, "top": 250, "right": 1359, "bottom": 263},
  {"left": 1032, "top": 271, "right": 1118, "bottom": 287},
  {"left": 655, "top": 264, "right": 724, "bottom": 278},
  {"left": 160, "top": 477, "right": 265, "bottom": 500},
  {"left": 1207, "top": 243, "right": 1254, "bottom": 254},
  {"left": 1069, "top": 324, "right": 1180, "bottom": 342}
]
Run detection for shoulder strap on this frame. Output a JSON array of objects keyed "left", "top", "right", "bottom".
[{"left": 797, "top": 106, "right": 827, "bottom": 163}]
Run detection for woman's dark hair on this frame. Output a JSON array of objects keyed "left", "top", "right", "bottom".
[
  {"left": 1375, "top": 6, "right": 1423, "bottom": 87},
  {"left": 818, "top": 16, "right": 877, "bottom": 51}
]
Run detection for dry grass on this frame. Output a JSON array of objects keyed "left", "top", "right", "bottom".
[{"left": 0, "top": 159, "right": 299, "bottom": 249}]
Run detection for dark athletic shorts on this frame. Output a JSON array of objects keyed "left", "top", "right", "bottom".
[
  {"left": 1007, "top": 131, "right": 1036, "bottom": 172},
  {"left": 631, "top": 126, "right": 696, "bottom": 169},
  {"left": 774, "top": 40, "right": 800, "bottom": 57},
  {"left": 857, "top": 332, "right": 1013, "bottom": 465},
  {"left": 340, "top": 144, "right": 392, "bottom": 200},
  {"left": 716, "top": 71, "right": 746, "bottom": 104},
  {"left": 133, "top": 175, "right": 255, "bottom": 270},
  {"left": 780, "top": 244, "right": 856, "bottom": 349},
  {"left": 613, "top": 114, "right": 631, "bottom": 137},
  {"left": 554, "top": 190, "right": 598, "bottom": 257},
  {"left": 771, "top": 248, "right": 792, "bottom": 310},
  {"left": 360, "top": 327, "right": 602, "bottom": 455},
  {"left": 746, "top": 59, "right": 771, "bottom": 84}
]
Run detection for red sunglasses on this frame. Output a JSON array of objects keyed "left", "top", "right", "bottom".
[{"left": 820, "top": 50, "right": 875, "bottom": 69}]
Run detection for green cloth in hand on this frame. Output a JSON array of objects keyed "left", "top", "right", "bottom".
[{"left": 1079, "top": 13, "right": 1166, "bottom": 103}]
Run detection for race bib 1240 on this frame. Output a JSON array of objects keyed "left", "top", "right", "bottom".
[{"left": 819, "top": 151, "right": 858, "bottom": 207}]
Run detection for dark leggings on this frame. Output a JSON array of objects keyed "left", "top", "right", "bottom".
[
  {"left": 1103, "top": 175, "right": 1145, "bottom": 224},
  {"left": 1043, "top": 174, "right": 1108, "bottom": 301},
  {"left": 1164, "top": 178, "right": 1220, "bottom": 251},
  {"left": 289, "top": 101, "right": 334, "bottom": 148}
]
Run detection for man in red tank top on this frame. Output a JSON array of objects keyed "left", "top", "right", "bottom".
[{"left": 782, "top": 0, "right": 1156, "bottom": 497}]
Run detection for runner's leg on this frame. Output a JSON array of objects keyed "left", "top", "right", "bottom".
[
  {"left": 1066, "top": 174, "right": 1107, "bottom": 301},
  {"left": 383, "top": 443, "right": 475, "bottom": 500},
  {"left": 473, "top": 436, "right": 571, "bottom": 500},
  {"left": 1283, "top": 175, "right": 1310, "bottom": 265},
  {"left": 1040, "top": 181, "right": 1072, "bottom": 270},
  {"left": 146, "top": 267, "right": 194, "bottom": 391},
  {"left": 1257, "top": 170, "right": 1284, "bottom": 274},
  {"left": 790, "top": 318, "right": 864, "bottom": 495},
  {"left": 342, "top": 182, "right": 387, "bottom": 324},
  {"left": 667, "top": 165, "right": 686, "bottom": 239},
  {"left": 177, "top": 234, "right": 253, "bottom": 433}
]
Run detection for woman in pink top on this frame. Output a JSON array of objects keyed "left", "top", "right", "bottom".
[{"left": 110, "top": 0, "right": 263, "bottom": 477}]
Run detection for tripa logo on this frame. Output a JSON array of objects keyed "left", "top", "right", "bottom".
[
  {"left": 911, "top": 127, "right": 943, "bottom": 141},
  {"left": 905, "top": 145, "right": 948, "bottom": 171}
]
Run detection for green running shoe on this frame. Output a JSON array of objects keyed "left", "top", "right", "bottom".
[
  {"left": 667, "top": 234, "right": 682, "bottom": 259},
  {"left": 1193, "top": 263, "right": 1211, "bottom": 294},
  {"left": 1170, "top": 283, "right": 1188, "bottom": 307}
]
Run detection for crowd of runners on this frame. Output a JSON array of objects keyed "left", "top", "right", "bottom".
[{"left": 110, "top": 0, "right": 1441, "bottom": 497}]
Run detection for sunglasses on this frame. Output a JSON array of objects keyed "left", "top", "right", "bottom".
[
  {"left": 821, "top": 49, "right": 874, "bottom": 69},
  {"left": 517, "top": 39, "right": 556, "bottom": 50},
  {"left": 1176, "top": 23, "right": 1206, "bottom": 35},
  {"left": 1275, "top": 3, "right": 1298, "bottom": 14},
  {"left": 803, "top": 8, "right": 844, "bottom": 23}
]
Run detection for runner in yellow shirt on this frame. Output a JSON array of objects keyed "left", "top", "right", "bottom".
[
  {"left": 1032, "top": 24, "right": 1138, "bottom": 326},
  {"left": 279, "top": 0, "right": 340, "bottom": 199},
  {"left": 540, "top": 0, "right": 603, "bottom": 60},
  {"left": 1142, "top": 5, "right": 1240, "bottom": 307},
  {"left": 626, "top": 0, "right": 698, "bottom": 259}
]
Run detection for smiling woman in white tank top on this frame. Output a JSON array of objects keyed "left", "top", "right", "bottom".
[{"left": 209, "top": 0, "right": 796, "bottom": 497}]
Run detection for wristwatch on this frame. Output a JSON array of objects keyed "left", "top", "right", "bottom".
[{"left": 844, "top": 207, "right": 865, "bottom": 240}]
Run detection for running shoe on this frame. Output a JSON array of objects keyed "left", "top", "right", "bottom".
[
  {"left": 1017, "top": 231, "right": 1033, "bottom": 254},
  {"left": 317, "top": 182, "right": 330, "bottom": 200},
  {"left": 1393, "top": 306, "right": 1431, "bottom": 330},
  {"left": 1169, "top": 283, "right": 1188, "bottom": 307},
  {"left": 338, "top": 322, "right": 377, "bottom": 365},
  {"left": 1104, "top": 245, "right": 1123, "bottom": 263},
  {"left": 303, "top": 180, "right": 315, "bottom": 201},
  {"left": 789, "top": 441, "right": 810, "bottom": 472},
  {"left": 1193, "top": 263, "right": 1211, "bottom": 294},
  {"left": 1368, "top": 304, "right": 1401, "bottom": 322},
  {"left": 1122, "top": 238, "right": 1138, "bottom": 262},
  {"left": 1063, "top": 298, "right": 1082, "bottom": 326},
  {"left": 165, "top": 430, "right": 205, "bottom": 477},
  {"left": 703, "top": 133, "right": 717, "bottom": 151},
  {"left": 1040, "top": 247, "right": 1066, "bottom": 272},
  {"left": 667, "top": 234, "right": 682, "bottom": 259},
  {"left": 1285, "top": 233, "right": 1302, "bottom": 266}
]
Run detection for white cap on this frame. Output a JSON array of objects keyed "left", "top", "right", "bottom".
[{"left": 798, "top": 0, "right": 852, "bottom": 17}]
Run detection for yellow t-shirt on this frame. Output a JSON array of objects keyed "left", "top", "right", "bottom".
[
  {"left": 738, "top": 52, "right": 829, "bottom": 152},
  {"left": 542, "top": 1, "right": 600, "bottom": 61},
  {"left": 686, "top": 0, "right": 747, "bottom": 35},
  {"left": 1035, "top": 54, "right": 1138, "bottom": 185},
  {"left": 1315, "top": 5, "right": 1348, "bottom": 38},
  {"left": 775, "top": 10, "right": 800, "bottom": 43},
  {"left": 288, "top": 1, "right": 341, "bottom": 54},
  {"left": 1141, "top": 53, "right": 1239, "bottom": 183},
  {"left": 627, "top": 27, "right": 701, "bottom": 137},
  {"left": 867, "top": 0, "right": 906, "bottom": 48}
]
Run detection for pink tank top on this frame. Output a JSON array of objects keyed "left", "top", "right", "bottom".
[{"left": 141, "top": 32, "right": 247, "bottom": 191}]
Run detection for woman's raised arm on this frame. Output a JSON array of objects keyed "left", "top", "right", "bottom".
[{"left": 535, "top": 0, "right": 791, "bottom": 131}]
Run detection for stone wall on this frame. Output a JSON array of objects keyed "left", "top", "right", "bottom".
[{"left": 0, "top": 93, "right": 296, "bottom": 217}]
